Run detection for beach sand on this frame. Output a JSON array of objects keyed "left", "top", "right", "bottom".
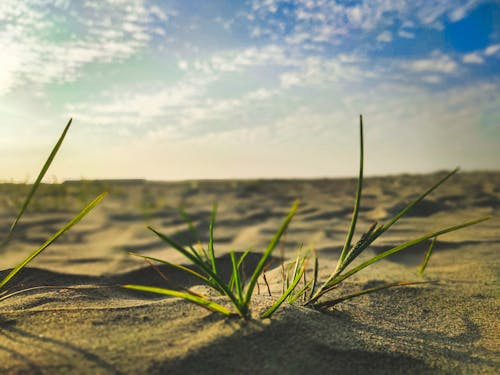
[{"left": 0, "top": 171, "right": 499, "bottom": 374}]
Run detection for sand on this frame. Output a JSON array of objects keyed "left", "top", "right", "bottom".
[{"left": 0, "top": 171, "right": 499, "bottom": 374}]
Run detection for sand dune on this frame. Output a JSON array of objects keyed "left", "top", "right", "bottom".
[{"left": 0, "top": 172, "right": 499, "bottom": 374}]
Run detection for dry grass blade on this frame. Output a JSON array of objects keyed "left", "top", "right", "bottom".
[{"left": 314, "top": 281, "right": 432, "bottom": 309}]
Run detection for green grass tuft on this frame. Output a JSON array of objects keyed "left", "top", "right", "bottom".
[
  {"left": 300, "top": 115, "right": 491, "bottom": 308},
  {"left": 124, "top": 200, "right": 300, "bottom": 319}
]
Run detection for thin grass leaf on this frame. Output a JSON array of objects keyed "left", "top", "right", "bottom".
[
  {"left": 2, "top": 119, "right": 72, "bottom": 248},
  {"left": 0, "top": 192, "right": 106, "bottom": 289},
  {"left": 178, "top": 207, "right": 201, "bottom": 243},
  {"left": 261, "top": 264, "right": 305, "bottom": 319},
  {"left": 230, "top": 251, "right": 244, "bottom": 303},
  {"left": 338, "top": 114, "right": 364, "bottom": 265},
  {"left": 314, "top": 116, "right": 363, "bottom": 299},
  {"left": 309, "top": 253, "right": 319, "bottom": 300},
  {"left": 288, "top": 279, "right": 312, "bottom": 305},
  {"left": 0, "top": 285, "right": 77, "bottom": 303},
  {"left": 123, "top": 284, "right": 234, "bottom": 316},
  {"left": 244, "top": 199, "right": 299, "bottom": 305},
  {"left": 148, "top": 227, "right": 209, "bottom": 273},
  {"left": 128, "top": 252, "right": 209, "bottom": 283},
  {"left": 381, "top": 169, "right": 459, "bottom": 233},
  {"left": 314, "top": 281, "right": 431, "bottom": 309},
  {"left": 209, "top": 203, "right": 217, "bottom": 273},
  {"left": 228, "top": 250, "right": 250, "bottom": 292},
  {"left": 419, "top": 237, "right": 437, "bottom": 274},
  {"left": 319, "top": 216, "right": 491, "bottom": 295}
]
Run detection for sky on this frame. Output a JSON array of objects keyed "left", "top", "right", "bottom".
[{"left": 1, "top": 0, "right": 499, "bottom": 181}]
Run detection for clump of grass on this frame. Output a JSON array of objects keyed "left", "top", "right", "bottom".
[
  {"left": 297, "top": 115, "right": 491, "bottom": 309},
  {"left": 0, "top": 119, "right": 106, "bottom": 302},
  {"left": 124, "top": 200, "right": 300, "bottom": 319}
]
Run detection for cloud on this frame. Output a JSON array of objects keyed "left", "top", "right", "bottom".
[
  {"left": 462, "top": 52, "right": 484, "bottom": 64},
  {"left": 376, "top": 31, "right": 392, "bottom": 43},
  {"left": 398, "top": 30, "right": 415, "bottom": 39},
  {"left": 403, "top": 51, "right": 458, "bottom": 74},
  {"left": 484, "top": 44, "right": 500, "bottom": 57},
  {"left": 279, "top": 54, "right": 376, "bottom": 88},
  {"left": 244, "top": 0, "right": 481, "bottom": 49},
  {"left": 0, "top": 0, "right": 169, "bottom": 96}
]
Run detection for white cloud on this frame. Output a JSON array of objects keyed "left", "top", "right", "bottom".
[
  {"left": 404, "top": 51, "right": 458, "bottom": 74},
  {"left": 279, "top": 54, "right": 375, "bottom": 88},
  {"left": 246, "top": 88, "right": 277, "bottom": 100},
  {"left": 398, "top": 30, "right": 415, "bottom": 39},
  {"left": 421, "top": 75, "right": 442, "bottom": 84},
  {"left": 462, "top": 52, "right": 484, "bottom": 64},
  {"left": 245, "top": 0, "right": 480, "bottom": 49},
  {"left": 484, "top": 44, "right": 500, "bottom": 57},
  {"left": 448, "top": 0, "right": 478, "bottom": 22},
  {"left": 377, "top": 31, "right": 392, "bottom": 43},
  {"left": 0, "top": 0, "right": 169, "bottom": 96}
]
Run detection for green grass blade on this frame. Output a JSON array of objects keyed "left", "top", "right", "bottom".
[
  {"left": 380, "top": 168, "right": 459, "bottom": 233},
  {"left": 314, "top": 281, "right": 430, "bottom": 309},
  {"left": 149, "top": 226, "right": 244, "bottom": 314},
  {"left": 230, "top": 251, "right": 244, "bottom": 303},
  {"left": 123, "top": 284, "right": 234, "bottom": 316},
  {"left": 309, "top": 253, "right": 319, "bottom": 299},
  {"left": 148, "top": 226, "right": 208, "bottom": 272},
  {"left": 419, "top": 237, "right": 437, "bottom": 274},
  {"left": 325, "top": 216, "right": 491, "bottom": 291},
  {"left": 209, "top": 203, "right": 217, "bottom": 273},
  {"left": 0, "top": 192, "right": 106, "bottom": 289},
  {"left": 2, "top": 119, "right": 72, "bottom": 247},
  {"left": 288, "top": 280, "right": 312, "bottom": 305},
  {"left": 229, "top": 250, "right": 250, "bottom": 291},
  {"left": 244, "top": 199, "right": 300, "bottom": 305},
  {"left": 338, "top": 114, "right": 364, "bottom": 264},
  {"left": 178, "top": 207, "right": 201, "bottom": 243},
  {"left": 128, "top": 252, "right": 210, "bottom": 283},
  {"left": 261, "top": 264, "right": 305, "bottom": 319}
]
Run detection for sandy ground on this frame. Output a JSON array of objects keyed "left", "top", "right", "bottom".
[{"left": 0, "top": 171, "right": 499, "bottom": 374}]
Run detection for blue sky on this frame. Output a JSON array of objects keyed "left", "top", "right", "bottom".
[{"left": 1, "top": 0, "right": 499, "bottom": 181}]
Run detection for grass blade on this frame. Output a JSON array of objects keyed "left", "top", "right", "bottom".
[
  {"left": 261, "top": 264, "right": 305, "bottom": 319},
  {"left": 314, "top": 281, "right": 431, "bottom": 309},
  {"left": 123, "top": 284, "right": 234, "bottom": 316},
  {"left": 323, "top": 216, "right": 491, "bottom": 292},
  {"left": 419, "top": 237, "right": 437, "bottom": 274},
  {"left": 178, "top": 207, "right": 201, "bottom": 243},
  {"left": 2, "top": 119, "right": 72, "bottom": 247},
  {"left": 380, "top": 169, "right": 459, "bottom": 233},
  {"left": 128, "top": 252, "right": 209, "bottom": 283},
  {"left": 244, "top": 199, "right": 300, "bottom": 305},
  {"left": 229, "top": 250, "right": 250, "bottom": 291},
  {"left": 338, "top": 114, "right": 364, "bottom": 265},
  {"left": 230, "top": 251, "right": 244, "bottom": 303},
  {"left": 0, "top": 192, "right": 106, "bottom": 289},
  {"left": 309, "top": 253, "right": 319, "bottom": 299},
  {"left": 148, "top": 226, "right": 209, "bottom": 273},
  {"left": 209, "top": 203, "right": 217, "bottom": 273}
]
